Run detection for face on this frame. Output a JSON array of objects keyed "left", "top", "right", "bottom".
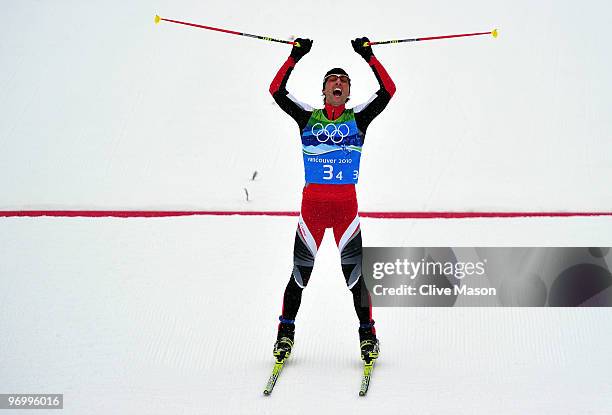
[{"left": 322, "top": 75, "right": 350, "bottom": 106}]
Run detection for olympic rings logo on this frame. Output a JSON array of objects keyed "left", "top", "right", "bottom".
[{"left": 311, "top": 122, "right": 350, "bottom": 144}]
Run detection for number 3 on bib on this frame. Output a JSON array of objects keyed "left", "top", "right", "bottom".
[{"left": 323, "top": 164, "right": 333, "bottom": 180}]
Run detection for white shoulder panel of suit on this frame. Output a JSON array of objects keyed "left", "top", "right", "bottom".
[
  {"left": 287, "top": 93, "right": 314, "bottom": 112},
  {"left": 352, "top": 93, "right": 378, "bottom": 114}
]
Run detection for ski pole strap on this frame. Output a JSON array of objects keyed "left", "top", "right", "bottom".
[{"left": 279, "top": 316, "right": 295, "bottom": 325}]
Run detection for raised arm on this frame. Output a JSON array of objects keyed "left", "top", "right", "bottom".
[
  {"left": 269, "top": 38, "right": 314, "bottom": 130},
  {"left": 351, "top": 37, "right": 396, "bottom": 133}
]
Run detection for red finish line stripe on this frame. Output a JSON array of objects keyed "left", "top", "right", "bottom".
[{"left": 1, "top": 211, "right": 612, "bottom": 219}]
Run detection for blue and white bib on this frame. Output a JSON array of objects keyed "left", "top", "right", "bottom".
[{"left": 301, "top": 109, "right": 364, "bottom": 184}]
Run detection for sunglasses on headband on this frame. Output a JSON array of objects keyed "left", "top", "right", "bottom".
[{"left": 324, "top": 74, "right": 350, "bottom": 83}]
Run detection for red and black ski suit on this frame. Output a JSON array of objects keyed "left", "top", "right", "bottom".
[{"left": 270, "top": 53, "right": 396, "bottom": 332}]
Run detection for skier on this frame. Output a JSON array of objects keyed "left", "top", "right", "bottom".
[{"left": 269, "top": 36, "right": 396, "bottom": 364}]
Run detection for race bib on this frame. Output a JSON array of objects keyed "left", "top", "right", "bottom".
[{"left": 301, "top": 110, "right": 364, "bottom": 184}]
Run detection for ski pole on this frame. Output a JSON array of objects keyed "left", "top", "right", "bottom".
[
  {"left": 154, "top": 15, "right": 301, "bottom": 47},
  {"left": 364, "top": 29, "right": 498, "bottom": 46}
]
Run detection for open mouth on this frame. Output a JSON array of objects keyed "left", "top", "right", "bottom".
[{"left": 333, "top": 88, "right": 342, "bottom": 97}]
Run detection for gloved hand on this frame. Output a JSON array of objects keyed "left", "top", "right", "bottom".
[
  {"left": 290, "top": 38, "right": 313, "bottom": 62},
  {"left": 351, "top": 37, "right": 374, "bottom": 61}
]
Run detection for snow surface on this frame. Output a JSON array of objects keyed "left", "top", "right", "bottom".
[
  {"left": 2, "top": 216, "right": 612, "bottom": 414},
  {"left": 1, "top": 0, "right": 611, "bottom": 211},
  {"left": 2, "top": 0, "right": 612, "bottom": 413}
]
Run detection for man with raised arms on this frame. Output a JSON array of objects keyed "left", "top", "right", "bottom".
[{"left": 269, "top": 36, "right": 396, "bottom": 365}]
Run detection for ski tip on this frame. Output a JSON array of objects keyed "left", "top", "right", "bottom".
[
  {"left": 492, "top": 28, "right": 498, "bottom": 38},
  {"left": 263, "top": 390, "right": 271, "bottom": 396},
  {"left": 154, "top": 15, "right": 161, "bottom": 24},
  {"left": 359, "top": 391, "right": 366, "bottom": 397}
]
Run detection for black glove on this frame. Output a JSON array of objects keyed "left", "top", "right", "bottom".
[
  {"left": 351, "top": 37, "right": 374, "bottom": 61},
  {"left": 290, "top": 38, "right": 313, "bottom": 62}
]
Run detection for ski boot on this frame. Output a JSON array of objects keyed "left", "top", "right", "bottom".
[
  {"left": 359, "top": 320, "right": 379, "bottom": 364},
  {"left": 273, "top": 317, "right": 295, "bottom": 363}
]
